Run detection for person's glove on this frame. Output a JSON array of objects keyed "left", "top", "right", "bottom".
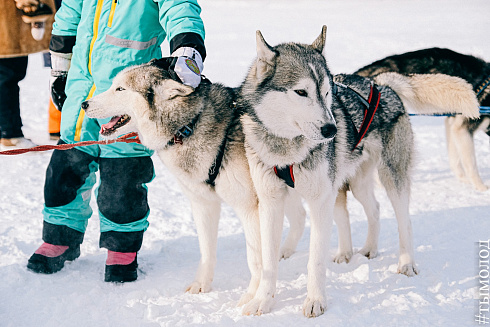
[
  {"left": 50, "top": 51, "right": 72, "bottom": 111},
  {"left": 151, "top": 47, "right": 203, "bottom": 88}
]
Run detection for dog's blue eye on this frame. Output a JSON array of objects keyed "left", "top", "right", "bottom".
[
  {"left": 115, "top": 87, "right": 125, "bottom": 91},
  {"left": 294, "top": 89, "right": 308, "bottom": 97}
]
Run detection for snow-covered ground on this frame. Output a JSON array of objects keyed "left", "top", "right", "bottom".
[{"left": 1, "top": 0, "right": 490, "bottom": 326}]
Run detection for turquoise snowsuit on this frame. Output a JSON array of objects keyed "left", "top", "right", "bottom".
[{"left": 42, "top": 0, "right": 205, "bottom": 251}]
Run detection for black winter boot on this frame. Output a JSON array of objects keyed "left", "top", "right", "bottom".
[
  {"left": 27, "top": 244, "right": 80, "bottom": 274},
  {"left": 104, "top": 252, "right": 138, "bottom": 283}
]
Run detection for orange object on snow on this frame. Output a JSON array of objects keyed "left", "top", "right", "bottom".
[{"left": 48, "top": 98, "right": 61, "bottom": 139}]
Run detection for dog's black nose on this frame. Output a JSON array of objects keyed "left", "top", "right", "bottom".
[
  {"left": 81, "top": 101, "right": 89, "bottom": 110},
  {"left": 321, "top": 123, "right": 337, "bottom": 139}
]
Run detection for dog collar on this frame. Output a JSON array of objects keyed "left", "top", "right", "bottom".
[{"left": 166, "top": 113, "right": 201, "bottom": 146}]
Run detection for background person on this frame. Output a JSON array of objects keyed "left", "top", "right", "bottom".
[{"left": 0, "top": 0, "right": 55, "bottom": 150}]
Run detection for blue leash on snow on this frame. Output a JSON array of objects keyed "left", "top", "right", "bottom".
[{"left": 408, "top": 106, "right": 490, "bottom": 117}]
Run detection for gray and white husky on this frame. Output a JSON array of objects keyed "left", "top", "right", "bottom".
[
  {"left": 355, "top": 47, "right": 490, "bottom": 191},
  {"left": 238, "top": 26, "right": 479, "bottom": 317},
  {"left": 81, "top": 64, "right": 306, "bottom": 303}
]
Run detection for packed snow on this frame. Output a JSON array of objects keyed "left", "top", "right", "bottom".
[{"left": 1, "top": 0, "right": 490, "bottom": 326}]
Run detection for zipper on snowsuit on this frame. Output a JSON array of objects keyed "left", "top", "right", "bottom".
[
  {"left": 75, "top": 0, "right": 104, "bottom": 141},
  {"left": 107, "top": 0, "right": 118, "bottom": 27}
]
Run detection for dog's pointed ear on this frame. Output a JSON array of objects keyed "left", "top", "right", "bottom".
[
  {"left": 311, "top": 25, "right": 327, "bottom": 53},
  {"left": 157, "top": 79, "right": 194, "bottom": 99},
  {"left": 256, "top": 30, "right": 276, "bottom": 81}
]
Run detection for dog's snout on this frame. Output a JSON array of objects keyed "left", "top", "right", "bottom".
[
  {"left": 81, "top": 101, "right": 89, "bottom": 110},
  {"left": 321, "top": 123, "right": 337, "bottom": 139}
]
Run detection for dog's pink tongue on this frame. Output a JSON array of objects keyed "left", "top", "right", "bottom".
[{"left": 100, "top": 116, "right": 121, "bottom": 134}]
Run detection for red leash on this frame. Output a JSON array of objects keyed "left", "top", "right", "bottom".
[{"left": 0, "top": 132, "right": 141, "bottom": 156}]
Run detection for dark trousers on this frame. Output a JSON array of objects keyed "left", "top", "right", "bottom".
[{"left": 0, "top": 56, "right": 28, "bottom": 139}]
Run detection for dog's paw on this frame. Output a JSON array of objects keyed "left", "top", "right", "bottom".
[
  {"left": 333, "top": 250, "right": 353, "bottom": 264},
  {"left": 237, "top": 292, "right": 255, "bottom": 307},
  {"left": 397, "top": 263, "right": 419, "bottom": 277},
  {"left": 185, "top": 280, "right": 211, "bottom": 294},
  {"left": 241, "top": 296, "right": 275, "bottom": 316},
  {"left": 474, "top": 183, "right": 489, "bottom": 192},
  {"left": 358, "top": 246, "right": 378, "bottom": 259},
  {"left": 302, "top": 296, "right": 326, "bottom": 318},
  {"left": 279, "top": 246, "right": 295, "bottom": 260}
]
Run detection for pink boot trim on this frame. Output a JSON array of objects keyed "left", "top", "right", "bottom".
[
  {"left": 34, "top": 243, "right": 69, "bottom": 258},
  {"left": 106, "top": 251, "right": 136, "bottom": 266}
]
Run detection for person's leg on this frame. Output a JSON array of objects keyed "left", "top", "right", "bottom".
[
  {"left": 97, "top": 142, "right": 154, "bottom": 282},
  {"left": 0, "top": 57, "right": 28, "bottom": 140},
  {"left": 27, "top": 145, "right": 99, "bottom": 273},
  {"left": 97, "top": 155, "right": 154, "bottom": 282}
]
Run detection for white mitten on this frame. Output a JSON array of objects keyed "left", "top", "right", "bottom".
[{"left": 170, "top": 47, "right": 204, "bottom": 88}]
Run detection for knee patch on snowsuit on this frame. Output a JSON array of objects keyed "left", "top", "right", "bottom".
[
  {"left": 44, "top": 141, "right": 98, "bottom": 208},
  {"left": 98, "top": 156, "right": 154, "bottom": 252},
  {"left": 97, "top": 156, "right": 154, "bottom": 224}
]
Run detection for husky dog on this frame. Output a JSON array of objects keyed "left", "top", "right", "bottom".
[
  {"left": 355, "top": 47, "right": 490, "bottom": 191},
  {"left": 81, "top": 63, "right": 306, "bottom": 303},
  {"left": 238, "top": 27, "right": 479, "bottom": 317}
]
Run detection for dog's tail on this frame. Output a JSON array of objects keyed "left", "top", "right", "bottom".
[{"left": 374, "top": 72, "right": 480, "bottom": 119}]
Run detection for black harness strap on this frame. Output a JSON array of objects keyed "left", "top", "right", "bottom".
[
  {"left": 352, "top": 84, "right": 380, "bottom": 150},
  {"left": 206, "top": 99, "right": 238, "bottom": 186},
  {"left": 205, "top": 137, "right": 226, "bottom": 187},
  {"left": 334, "top": 81, "right": 381, "bottom": 151},
  {"left": 273, "top": 165, "right": 295, "bottom": 188}
]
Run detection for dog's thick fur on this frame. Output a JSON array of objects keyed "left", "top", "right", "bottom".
[
  {"left": 238, "top": 27, "right": 479, "bottom": 317},
  {"left": 355, "top": 47, "right": 490, "bottom": 191},
  {"left": 82, "top": 65, "right": 306, "bottom": 305}
]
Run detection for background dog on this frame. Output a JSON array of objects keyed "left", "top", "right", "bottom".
[
  {"left": 355, "top": 47, "right": 490, "bottom": 191},
  {"left": 239, "top": 27, "right": 479, "bottom": 317}
]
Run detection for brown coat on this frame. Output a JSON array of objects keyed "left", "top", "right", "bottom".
[{"left": 0, "top": 0, "right": 55, "bottom": 58}]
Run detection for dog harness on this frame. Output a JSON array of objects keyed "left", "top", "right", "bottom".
[
  {"left": 165, "top": 78, "right": 237, "bottom": 187},
  {"left": 164, "top": 111, "right": 227, "bottom": 187},
  {"left": 333, "top": 81, "right": 381, "bottom": 150},
  {"left": 273, "top": 82, "right": 381, "bottom": 188},
  {"left": 273, "top": 165, "right": 295, "bottom": 188}
]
